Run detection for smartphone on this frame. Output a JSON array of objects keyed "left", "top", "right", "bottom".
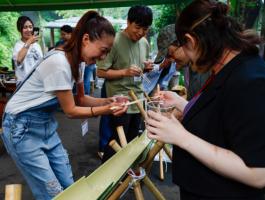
[{"left": 32, "top": 27, "right": 40, "bottom": 36}]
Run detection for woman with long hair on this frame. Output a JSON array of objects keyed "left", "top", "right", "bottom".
[
  {"left": 1, "top": 10, "right": 127, "bottom": 200},
  {"left": 13, "top": 16, "right": 43, "bottom": 84}
]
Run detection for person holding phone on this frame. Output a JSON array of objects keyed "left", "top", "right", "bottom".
[
  {"left": 33, "top": 27, "right": 40, "bottom": 36},
  {"left": 12, "top": 16, "right": 43, "bottom": 84},
  {"left": 2, "top": 11, "right": 127, "bottom": 199}
]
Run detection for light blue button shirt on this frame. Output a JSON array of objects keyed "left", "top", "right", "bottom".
[{"left": 143, "top": 62, "right": 176, "bottom": 94}]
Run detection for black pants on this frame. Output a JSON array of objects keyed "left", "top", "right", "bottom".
[{"left": 102, "top": 113, "right": 143, "bottom": 162}]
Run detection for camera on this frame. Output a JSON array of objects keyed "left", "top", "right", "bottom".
[{"left": 32, "top": 27, "right": 40, "bottom": 36}]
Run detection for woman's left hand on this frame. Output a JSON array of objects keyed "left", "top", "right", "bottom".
[
  {"left": 108, "top": 102, "right": 128, "bottom": 116},
  {"left": 146, "top": 110, "right": 189, "bottom": 146},
  {"left": 103, "top": 97, "right": 115, "bottom": 105}
]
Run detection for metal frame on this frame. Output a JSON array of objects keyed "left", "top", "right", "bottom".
[{"left": 0, "top": 0, "right": 177, "bottom": 11}]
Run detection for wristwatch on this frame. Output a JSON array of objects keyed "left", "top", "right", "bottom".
[{"left": 23, "top": 43, "right": 30, "bottom": 49}]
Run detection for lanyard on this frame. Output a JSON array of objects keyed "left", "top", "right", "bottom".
[{"left": 194, "top": 50, "right": 232, "bottom": 97}]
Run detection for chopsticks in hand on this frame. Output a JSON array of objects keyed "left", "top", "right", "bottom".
[{"left": 110, "top": 98, "right": 146, "bottom": 110}]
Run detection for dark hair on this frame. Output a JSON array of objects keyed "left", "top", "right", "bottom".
[
  {"left": 60, "top": 25, "right": 73, "bottom": 33},
  {"left": 17, "top": 16, "right": 34, "bottom": 33},
  {"left": 127, "top": 5, "right": 153, "bottom": 27},
  {"left": 63, "top": 10, "right": 115, "bottom": 81},
  {"left": 175, "top": 0, "right": 262, "bottom": 72}
]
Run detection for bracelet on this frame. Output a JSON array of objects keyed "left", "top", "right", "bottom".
[{"left": 91, "top": 107, "right": 95, "bottom": 117}]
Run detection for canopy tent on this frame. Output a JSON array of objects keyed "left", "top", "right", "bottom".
[
  {"left": 44, "top": 16, "right": 126, "bottom": 47},
  {"left": 44, "top": 16, "right": 126, "bottom": 29},
  {"left": 0, "top": 0, "right": 177, "bottom": 11}
]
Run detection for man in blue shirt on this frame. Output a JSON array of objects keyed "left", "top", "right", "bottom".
[{"left": 144, "top": 24, "right": 210, "bottom": 100}]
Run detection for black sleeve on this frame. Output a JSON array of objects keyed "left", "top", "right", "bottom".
[{"left": 223, "top": 72, "right": 265, "bottom": 167}]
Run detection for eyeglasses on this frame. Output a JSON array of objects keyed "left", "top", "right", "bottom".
[{"left": 165, "top": 41, "right": 181, "bottom": 59}]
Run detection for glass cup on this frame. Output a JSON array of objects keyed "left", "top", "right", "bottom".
[
  {"left": 113, "top": 94, "right": 129, "bottom": 104},
  {"left": 146, "top": 101, "right": 175, "bottom": 118}
]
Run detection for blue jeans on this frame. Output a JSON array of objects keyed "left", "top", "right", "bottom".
[
  {"left": 84, "top": 65, "right": 95, "bottom": 95},
  {"left": 98, "top": 82, "right": 113, "bottom": 152},
  {"left": 1, "top": 111, "right": 73, "bottom": 200}
]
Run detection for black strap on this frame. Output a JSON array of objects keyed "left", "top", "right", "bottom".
[{"left": 10, "top": 50, "right": 63, "bottom": 100}]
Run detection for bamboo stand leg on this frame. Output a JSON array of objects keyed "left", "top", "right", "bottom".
[
  {"left": 128, "top": 90, "right": 147, "bottom": 120},
  {"left": 159, "top": 151, "right": 164, "bottom": 181},
  {"left": 116, "top": 126, "right": 127, "bottom": 148},
  {"left": 108, "top": 175, "right": 132, "bottom": 200},
  {"left": 143, "top": 176, "right": 166, "bottom": 200},
  {"left": 133, "top": 181, "right": 144, "bottom": 200},
  {"left": 109, "top": 140, "right": 122, "bottom": 152},
  {"left": 5, "top": 184, "right": 22, "bottom": 200},
  {"left": 108, "top": 140, "right": 165, "bottom": 200},
  {"left": 145, "top": 161, "right": 153, "bottom": 175},
  {"left": 141, "top": 141, "right": 164, "bottom": 168},
  {"left": 163, "top": 145, "right": 172, "bottom": 161}
]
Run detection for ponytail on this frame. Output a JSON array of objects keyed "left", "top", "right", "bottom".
[{"left": 64, "top": 10, "right": 115, "bottom": 81}]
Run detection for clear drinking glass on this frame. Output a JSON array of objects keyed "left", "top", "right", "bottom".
[
  {"left": 146, "top": 101, "right": 175, "bottom": 118},
  {"left": 113, "top": 94, "right": 129, "bottom": 103}
]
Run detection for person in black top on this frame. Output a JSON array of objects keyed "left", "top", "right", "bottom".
[{"left": 146, "top": 0, "right": 265, "bottom": 199}]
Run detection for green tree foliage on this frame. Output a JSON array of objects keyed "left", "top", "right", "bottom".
[
  {"left": 153, "top": 4, "right": 177, "bottom": 32},
  {"left": 0, "top": 12, "right": 19, "bottom": 69},
  {"left": 40, "top": 11, "right": 60, "bottom": 22},
  {"left": 152, "top": 1, "right": 192, "bottom": 32},
  {"left": 55, "top": 9, "right": 87, "bottom": 18},
  {"left": 98, "top": 7, "right": 129, "bottom": 19},
  {"left": 55, "top": 7, "right": 129, "bottom": 19}
]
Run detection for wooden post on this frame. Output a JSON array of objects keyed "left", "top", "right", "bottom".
[
  {"left": 163, "top": 145, "right": 172, "bottom": 161},
  {"left": 116, "top": 126, "right": 127, "bottom": 148},
  {"left": 109, "top": 140, "right": 122, "bottom": 152},
  {"left": 159, "top": 151, "right": 164, "bottom": 181},
  {"left": 108, "top": 176, "right": 132, "bottom": 200},
  {"left": 5, "top": 184, "right": 22, "bottom": 200},
  {"left": 141, "top": 141, "right": 164, "bottom": 168},
  {"left": 143, "top": 176, "right": 166, "bottom": 200},
  {"left": 133, "top": 181, "right": 144, "bottom": 200},
  {"left": 128, "top": 90, "right": 147, "bottom": 119},
  {"left": 108, "top": 140, "right": 166, "bottom": 200}
]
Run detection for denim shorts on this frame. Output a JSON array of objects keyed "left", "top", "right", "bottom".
[{"left": 1, "top": 111, "right": 74, "bottom": 200}]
